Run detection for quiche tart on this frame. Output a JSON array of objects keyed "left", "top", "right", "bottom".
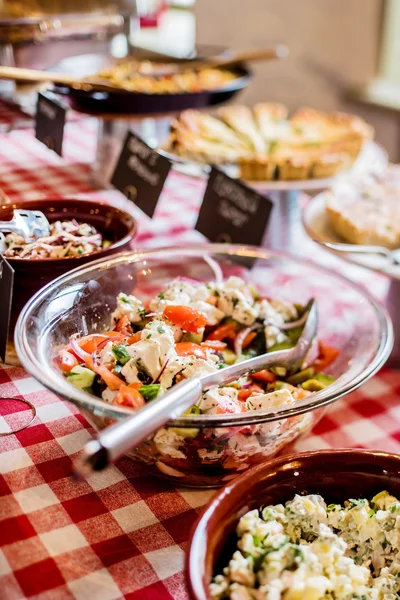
[
  {"left": 167, "top": 103, "right": 374, "bottom": 181},
  {"left": 326, "top": 167, "right": 400, "bottom": 248}
]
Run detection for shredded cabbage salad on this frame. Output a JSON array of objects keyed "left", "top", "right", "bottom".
[{"left": 2, "top": 220, "right": 111, "bottom": 259}]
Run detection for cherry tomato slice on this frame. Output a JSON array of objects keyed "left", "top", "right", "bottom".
[
  {"left": 206, "top": 323, "right": 237, "bottom": 341},
  {"left": 114, "top": 384, "right": 146, "bottom": 409},
  {"left": 242, "top": 331, "right": 257, "bottom": 349},
  {"left": 96, "top": 365, "right": 124, "bottom": 391},
  {"left": 163, "top": 305, "right": 207, "bottom": 333},
  {"left": 59, "top": 350, "right": 78, "bottom": 373},
  {"left": 313, "top": 341, "right": 339, "bottom": 372},
  {"left": 127, "top": 331, "right": 142, "bottom": 345},
  {"left": 238, "top": 384, "right": 264, "bottom": 401},
  {"left": 175, "top": 342, "right": 207, "bottom": 359},
  {"left": 200, "top": 340, "right": 227, "bottom": 352},
  {"left": 251, "top": 369, "right": 277, "bottom": 383}
]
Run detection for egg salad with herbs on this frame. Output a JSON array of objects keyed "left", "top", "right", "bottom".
[{"left": 211, "top": 491, "right": 400, "bottom": 600}]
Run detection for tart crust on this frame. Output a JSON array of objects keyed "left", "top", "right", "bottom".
[
  {"left": 166, "top": 104, "right": 374, "bottom": 181},
  {"left": 326, "top": 181, "right": 400, "bottom": 249}
]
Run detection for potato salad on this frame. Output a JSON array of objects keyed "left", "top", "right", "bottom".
[
  {"left": 57, "top": 276, "right": 338, "bottom": 484},
  {"left": 211, "top": 491, "right": 400, "bottom": 600}
]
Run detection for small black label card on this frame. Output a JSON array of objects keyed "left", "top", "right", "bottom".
[
  {"left": 35, "top": 92, "right": 66, "bottom": 156},
  {"left": 111, "top": 132, "right": 172, "bottom": 218},
  {"left": 0, "top": 256, "right": 14, "bottom": 363},
  {"left": 195, "top": 167, "right": 273, "bottom": 246}
]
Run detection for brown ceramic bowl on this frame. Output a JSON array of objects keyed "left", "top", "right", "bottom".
[
  {"left": 186, "top": 449, "right": 400, "bottom": 600},
  {"left": 1, "top": 198, "right": 136, "bottom": 337}
]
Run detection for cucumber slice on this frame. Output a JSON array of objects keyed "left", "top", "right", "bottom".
[
  {"left": 169, "top": 427, "right": 200, "bottom": 439},
  {"left": 270, "top": 366, "right": 287, "bottom": 377},
  {"left": 267, "top": 340, "right": 294, "bottom": 353},
  {"left": 268, "top": 381, "right": 295, "bottom": 391},
  {"left": 181, "top": 331, "right": 203, "bottom": 344},
  {"left": 287, "top": 368, "right": 315, "bottom": 385},
  {"left": 66, "top": 366, "right": 96, "bottom": 390},
  {"left": 301, "top": 379, "right": 326, "bottom": 391},
  {"left": 139, "top": 384, "right": 162, "bottom": 401},
  {"left": 184, "top": 405, "right": 202, "bottom": 415},
  {"left": 221, "top": 348, "right": 237, "bottom": 365},
  {"left": 314, "top": 373, "right": 336, "bottom": 385}
]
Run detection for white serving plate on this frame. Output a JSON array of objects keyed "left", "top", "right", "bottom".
[{"left": 303, "top": 188, "right": 400, "bottom": 280}]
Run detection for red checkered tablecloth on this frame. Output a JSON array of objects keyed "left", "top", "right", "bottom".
[{"left": 0, "top": 121, "right": 398, "bottom": 600}]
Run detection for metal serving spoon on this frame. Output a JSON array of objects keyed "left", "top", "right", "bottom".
[
  {"left": 318, "top": 241, "right": 400, "bottom": 265},
  {"left": 75, "top": 299, "right": 317, "bottom": 476},
  {"left": 0, "top": 209, "right": 50, "bottom": 242}
]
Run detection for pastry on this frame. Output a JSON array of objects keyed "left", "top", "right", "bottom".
[
  {"left": 326, "top": 168, "right": 400, "bottom": 248},
  {"left": 165, "top": 104, "right": 374, "bottom": 181},
  {"left": 217, "top": 106, "right": 266, "bottom": 154}
]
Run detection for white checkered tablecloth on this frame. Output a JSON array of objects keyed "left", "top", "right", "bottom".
[{"left": 0, "top": 119, "right": 398, "bottom": 600}]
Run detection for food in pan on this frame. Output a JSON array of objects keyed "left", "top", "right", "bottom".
[
  {"left": 326, "top": 167, "right": 400, "bottom": 248},
  {"left": 168, "top": 104, "right": 374, "bottom": 181},
  {"left": 0, "top": 220, "right": 111, "bottom": 259},
  {"left": 93, "top": 60, "right": 238, "bottom": 94},
  {"left": 211, "top": 490, "right": 400, "bottom": 600},
  {"left": 57, "top": 276, "right": 338, "bottom": 476}
]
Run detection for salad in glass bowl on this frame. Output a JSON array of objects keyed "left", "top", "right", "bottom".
[{"left": 15, "top": 245, "right": 393, "bottom": 487}]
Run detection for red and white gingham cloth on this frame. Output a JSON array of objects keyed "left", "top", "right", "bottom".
[{"left": 0, "top": 119, "right": 398, "bottom": 600}]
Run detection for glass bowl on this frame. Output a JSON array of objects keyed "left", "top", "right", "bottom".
[{"left": 15, "top": 244, "right": 393, "bottom": 487}]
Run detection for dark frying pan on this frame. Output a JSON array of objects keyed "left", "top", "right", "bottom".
[{"left": 52, "top": 65, "right": 251, "bottom": 115}]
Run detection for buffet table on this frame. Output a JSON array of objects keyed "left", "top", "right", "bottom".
[{"left": 0, "top": 110, "right": 399, "bottom": 600}]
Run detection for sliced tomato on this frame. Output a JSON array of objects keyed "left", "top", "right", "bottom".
[
  {"left": 78, "top": 335, "right": 109, "bottom": 354},
  {"left": 238, "top": 384, "right": 264, "bottom": 401},
  {"left": 313, "top": 341, "right": 339, "bottom": 372},
  {"left": 200, "top": 340, "right": 227, "bottom": 352},
  {"left": 114, "top": 384, "right": 146, "bottom": 409},
  {"left": 96, "top": 365, "right": 123, "bottom": 391},
  {"left": 96, "top": 333, "right": 126, "bottom": 351},
  {"left": 163, "top": 305, "right": 207, "bottom": 333},
  {"left": 242, "top": 331, "right": 257, "bottom": 349},
  {"left": 175, "top": 342, "right": 207, "bottom": 359},
  {"left": 206, "top": 323, "right": 237, "bottom": 341},
  {"left": 114, "top": 315, "right": 133, "bottom": 335},
  {"left": 59, "top": 349, "right": 78, "bottom": 373},
  {"left": 105, "top": 331, "right": 127, "bottom": 338},
  {"left": 251, "top": 369, "right": 277, "bottom": 383},
  {"left": 127, "top": 331, "right": 142, "bottom": 345}
]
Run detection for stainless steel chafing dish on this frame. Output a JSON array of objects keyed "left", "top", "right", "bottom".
[{"left": 0, "top": 1, "right": 142, "bottom": 73}]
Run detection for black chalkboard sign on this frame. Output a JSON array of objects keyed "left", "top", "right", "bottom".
[
  {"left": 111, "top": 132, "right": 171, "bottom": 218},
  {"left": 35, "top": 92, "right": 66, "bottom": 156},
  {"left": 195, "top": 167, "right": 273, "bottom": 246},
  {"left": 0, "top": 256, "right": 14, "bottom": 363}
]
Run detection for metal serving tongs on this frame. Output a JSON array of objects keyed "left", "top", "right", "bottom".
[
  {"left": 318, "top": 241, "right": 400, "bottom": 266},
  {"left": 0, "top": 209, "right": 50, "bottom": 245},
  {"left": 76, "top": 299, "right": 317, "bottom": 476}
]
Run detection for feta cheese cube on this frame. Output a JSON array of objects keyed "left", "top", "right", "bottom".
[{"left": 111, "top": 292, "right": 145, "bottom": 324}]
